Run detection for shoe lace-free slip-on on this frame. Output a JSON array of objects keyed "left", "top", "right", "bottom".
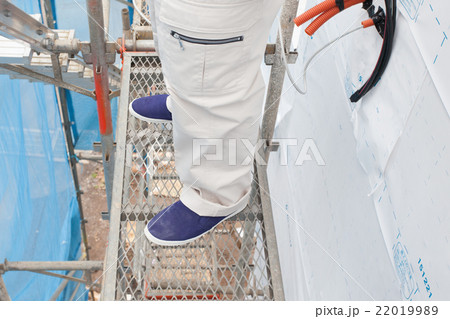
[
  {"left": 144, "top": 200, "right": 240, "bottom": 246},
  {"left": 129, "top": 94, "right": 172, "bottom": 122}
]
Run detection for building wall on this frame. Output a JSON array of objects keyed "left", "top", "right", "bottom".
[{"left": 268, "top": 0, "right": 450, "bottom": 300}]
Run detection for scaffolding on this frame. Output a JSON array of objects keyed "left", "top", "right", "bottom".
[{"left": 0, "top": 0, "right": 299, "bottom": 301}]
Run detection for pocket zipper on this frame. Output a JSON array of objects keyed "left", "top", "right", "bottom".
[{"left": 171, "top": 31, "right": 244, "bottom": 50}]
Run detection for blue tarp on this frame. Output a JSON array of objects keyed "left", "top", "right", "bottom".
[
  {"left": 0, "top": 1, "right": 87, "bottom": 301},
  {"left": 0, "top": 76, "right": 87, "bottom": 300}
]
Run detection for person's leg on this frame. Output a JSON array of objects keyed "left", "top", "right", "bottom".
[
  {"left": 158, "top": 0, "right": 283, "bottom": 215},
  {"left": 143, "top": 0, "right": 284, "bottom": 244}
]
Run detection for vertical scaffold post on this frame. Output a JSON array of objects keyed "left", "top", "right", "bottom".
[
  {"left": 0, "top": 274, "right": 11, "bottom": 301},
  {"left": 86, "top": 0, "right": 115, "bottom": 211},
  {"left": 258, "top": 0, "right": 300, "bottom": 301}
]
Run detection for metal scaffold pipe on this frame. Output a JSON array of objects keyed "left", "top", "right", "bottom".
[
  {"left": 0, "top": 274, "right": 11, "bottom": 301},
  {"left": 261, "top": 0, "right": 299, "bottom": 156},
  {"left": 86, "top": 0, "right": 115, "bottom": 211},
  {"left": 257, "top": 0, "right": 300, "bottom": 301},
  {"left": 103, "top": 0, "right": 110, "bottom": 35},
  {"left": 49, "top": 270, "right": 76, "bottom": 301},
  {"left": 1, "top": 260, "right": 104, "bottom": 272},
  {"left": 121, "top": 8, "right": 130, "bottom": 33}
]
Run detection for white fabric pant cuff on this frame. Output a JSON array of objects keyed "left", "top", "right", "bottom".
[{"left": 180, "top": 187, "right": 250, "bottom": 217}]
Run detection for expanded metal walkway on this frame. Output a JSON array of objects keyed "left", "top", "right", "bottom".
[{"left": 101, "top": 53, "right": 284, "bottom": 300}]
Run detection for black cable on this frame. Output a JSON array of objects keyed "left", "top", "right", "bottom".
[
  {"left": 367, "top": 5, "right": 386, "bottom": 37},
  {"left": 350, "top": 0, "right": 397, "bottom": 102},
  {"left": 350, "top": 0, "right": 396, "bottom": 102},
  {"left": 335, "top": 0, "right": 345, "bottom": 11}
]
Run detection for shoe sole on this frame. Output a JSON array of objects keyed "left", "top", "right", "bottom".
[
  {"left": 128, "top": 99, "right": 172, "bottom": 123},
  {"left": 144, "top": 208, "right": 242, "bottom": 246}
]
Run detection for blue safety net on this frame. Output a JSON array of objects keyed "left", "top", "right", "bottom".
[
  {"left": 0, "top": 75, "right": 87, "bottom": 301},
  {"left": 0, "top": 0, "right": 87, "bottom": 301}
]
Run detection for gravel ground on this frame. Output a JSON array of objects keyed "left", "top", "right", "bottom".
[{"left": 76, "top": 153, "right": 109, "bottom": 301}]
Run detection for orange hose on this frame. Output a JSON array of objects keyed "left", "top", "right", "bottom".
[
  {"left": 120, "top": 38, "right": 126, "bottom": 72},
  {"left": 361, "top": 18, "right": 375, "bottom": 28},
  {"left": 305, "top": 0, "right": 366, "bottom": 36},
  {"left": 294, "top": 0, "right": 338, "bottom": 27}
]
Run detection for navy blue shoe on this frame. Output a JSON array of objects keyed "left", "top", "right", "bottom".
[
  {"left": 144, "top": 201, "right": 240, "bottom": 246},
  {"left": 129, "top": 94, "right": 172, "bottom": 123}
]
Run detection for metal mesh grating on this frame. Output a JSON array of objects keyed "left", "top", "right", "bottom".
[
  {"left": 141, "top": 0, "right": 151, "bottom": 24},
  {"left": 132, "top": 0, "right": 151, "bottom": 27},
  {"left": 110, "top": 53, "right": 275, "bottom": 300}
]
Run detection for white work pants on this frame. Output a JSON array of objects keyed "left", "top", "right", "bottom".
[{"left": 149, "top": 0, "right": 284, "bottom": 216}]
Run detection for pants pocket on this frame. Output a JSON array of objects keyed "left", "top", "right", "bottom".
[{"left": 158, "top": 0, "right": 261, "bottom": 95}]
